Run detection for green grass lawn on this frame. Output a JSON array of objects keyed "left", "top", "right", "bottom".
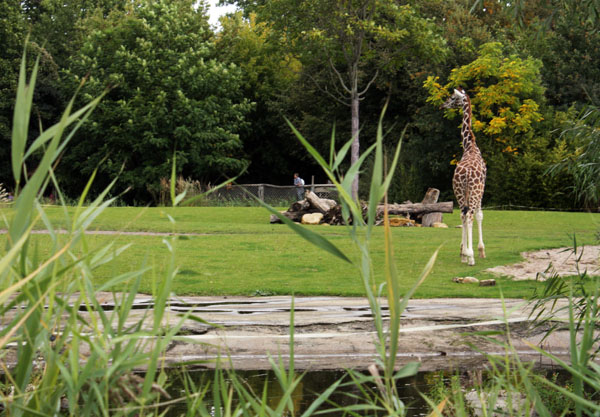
[{"left": 3, "top": 206, "right": 599, "bottom": 298}]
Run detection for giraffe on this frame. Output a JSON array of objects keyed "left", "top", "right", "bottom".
[{"left": 442, "top": 88, "right": 486, "bottom": 266}]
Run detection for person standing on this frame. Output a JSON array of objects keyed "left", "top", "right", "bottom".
[{"left": 293, "top": 173, "right": 305, "bottom": 201}]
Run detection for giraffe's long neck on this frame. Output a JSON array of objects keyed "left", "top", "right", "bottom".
[{"left": 461, "top": 97, "right": 477, "bottom": 153}]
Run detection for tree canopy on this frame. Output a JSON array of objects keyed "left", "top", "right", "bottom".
[
  {"left": 1, "top": 0, "right": 599, "bottom": 207},
  {"left": 425, "top": 42, "right": 545, "bottom": 156},
  {"left": 236, "top": 0, "right": 446, "bottom": 197},
  {"left": 59, "top": 0, "right": 252, "bottom": 202}
]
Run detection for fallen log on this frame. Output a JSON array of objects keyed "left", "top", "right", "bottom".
[
  {"left": 377, "top": 201, "right": 453, "bottom": 217},
  {"left": 270, "top": 193, "right": 338, "bottom": 224},
  {"left": 290, "top": 199, "right": 311, "bottom": 212},
  {"left": 270, "top": 210, "right": 305, "bottom": 223},
  {"left": 305, "top": 191, "right": 337, "bottom": 214},
  {"left": 321, "top": 204, "right": 346, "bottom": 225},
  {"left": 271, "top": 189, "right": 452, "bottom": 226}
]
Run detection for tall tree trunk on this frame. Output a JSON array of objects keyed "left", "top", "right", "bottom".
[{"left": 351, "top": 90, "right": 360, "bottom": 200}]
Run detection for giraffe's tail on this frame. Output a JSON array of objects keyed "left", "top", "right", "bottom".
[{"left": 462, "top": 185, "right": 472, "bottom": 216}]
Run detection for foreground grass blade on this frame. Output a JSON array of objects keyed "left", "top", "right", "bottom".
[
  {"left": 285, "top": 117, "right": 357, "bottom": 208},
  {"left": 0, "top": 235, "right": 71, "bottom": 309},
  {"left": 24, "top": 92, "right": 106, "bottom": 161},
  {"left": 259, "top": 201, "right": 351, "bottom": 263},
  {"left": 426, "top": 397, "right": 447, "bottom": 417}
]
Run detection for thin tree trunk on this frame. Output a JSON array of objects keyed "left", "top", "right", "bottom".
[{"left": 351, "top": 90, "right": 360, "bottom": 200}]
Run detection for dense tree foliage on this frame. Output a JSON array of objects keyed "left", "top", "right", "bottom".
[
  {"left": 424, "top": 42, "right": 559, "bottom": 207},
  {"left": 1, "top": 0, "right": 598, "bottom": 207},
  {"left": 59, "top": 0, "right": 251, "bottom": 202},
  {"left": 231, "top": 0, "right": 446, "bottom": 197},
  {"left": 215, "top": 13, "right": 302, "bottom": 184}
]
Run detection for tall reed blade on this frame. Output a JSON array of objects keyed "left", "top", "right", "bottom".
[
  {"left": 282, "top": 108, "right": 436, "bottom": 414},
  {"left": 2, "top": 44, "right": 188, "bottom": 416},
  {"left": 11, "top": 41, "right": 39, "bottom": 193}
]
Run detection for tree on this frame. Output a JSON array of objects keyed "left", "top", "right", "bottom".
[
  {"left": 425, "top": 42, "right": 545, "bottom": 159},
  {"left": 215, "top": 12, "right": 302, "bottom": 184},
  {"left": 60, "top": 0, "right": 252, "bottom": 203},
  {"left": 549, "top": 106, "right": 600, "bottom": 207},
  {"left": 423, "top": 41, "right": 579, "bottom": 208},
  {"left": 510, "top": 2, "right": 600, "bottom": 107},
  {"left": 231, "top": 0, "right": 446, "bottom": 198},
  {"left": 470, "top": 0, "right": 600, "bottom": 30},
  {"left": 1, "top": 1, "right": 132, "bottom": 196},
  {"left": 375, "top": 0, "right": 497, "bottom": 203},
  {"left": 24, "top": 0, "right": 128, "bottom": 69}
]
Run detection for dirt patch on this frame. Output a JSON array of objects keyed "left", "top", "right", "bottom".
[{"left": 486, "top": 245, "right": 600, "bottom": 281}]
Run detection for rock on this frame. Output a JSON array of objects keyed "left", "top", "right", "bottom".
[
  {"left": 465, "top": 389, "right": 537, "bottom": 417},
  {"left": 452, "top": 276, "right": 480, "bottom": 284},
  {"left": 301, "top": 212, "right": 323, "bottom": 225},
  {"left": 479, "top": 279, "right": 496, "bottom": 287},
  {"left": 432, "top": 222, "right": 448, "bottom": 228}
]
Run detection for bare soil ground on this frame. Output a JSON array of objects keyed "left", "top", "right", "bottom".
[{"left": 486, "top": 245, "right": 600, "bottom": 281}]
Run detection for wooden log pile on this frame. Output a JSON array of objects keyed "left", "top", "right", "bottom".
[
  {"left": 269, "top": 191, "right": 349, "bottom": 225},
  {"left": 270, "top": 188, "right": 452, "bottom": 226}
]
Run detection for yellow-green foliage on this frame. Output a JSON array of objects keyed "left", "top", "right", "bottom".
[
  {"left": 421, "top": 41, "right": 584, "bottom": 207},
  {"left": 424, "top": 42, "right": 544, "bottom": 155}
]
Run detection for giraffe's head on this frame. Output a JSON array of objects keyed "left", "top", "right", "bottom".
[{"left": 441, "top": 88, "right": 468, "bottom": 109}]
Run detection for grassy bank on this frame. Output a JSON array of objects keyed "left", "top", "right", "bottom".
[{"left": 6, "top": 206, "right": 598, "bottom": 298}]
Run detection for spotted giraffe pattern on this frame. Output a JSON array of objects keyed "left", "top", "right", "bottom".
[{"left": 442, "top": 88, "right": 487, "bottom": 265}]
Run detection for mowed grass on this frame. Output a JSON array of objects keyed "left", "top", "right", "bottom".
[{"left": 2, "top": 206, "right": 599, "bottom": 298}]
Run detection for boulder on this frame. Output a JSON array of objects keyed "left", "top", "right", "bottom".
[
  {"left": 301, "top": 213, "right": 324, "bottom": 225},
  {"left": 465, "top": 390, "right": 535, "bottom": 417}
]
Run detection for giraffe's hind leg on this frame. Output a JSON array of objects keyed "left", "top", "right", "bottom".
[
  {"left": 460, "top": 208, "right": 474, "bottom": 264},
  {"left": 465, "top": 210, "right": 475, "bottom": 266},
  {"left": 460, "top": 210, "right": 466, "bottom": 262},
  {"left": 476, "top": 209, "right": 485, "bottom": 258}
]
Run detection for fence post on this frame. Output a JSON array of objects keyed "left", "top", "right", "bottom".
[
  {"left": 258, "top": 184, "right": 265, "bottom": 202},
  {"left": 311, "top": 176, "right": 315, "bottom": 193}
]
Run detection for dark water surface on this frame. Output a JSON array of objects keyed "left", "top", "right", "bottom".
[{"left": 166, "top": 369, "right": 433, "bottom": 416}]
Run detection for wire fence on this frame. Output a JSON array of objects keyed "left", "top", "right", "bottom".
[
  {"left": 482, "top": 204, "right": 599, "bottom": 212},
  {"left": 211, "top": 183, "right": 338, "bottom": 206},
  {"left": 207, "top": 189, "right": 598, "bottom": 211}
]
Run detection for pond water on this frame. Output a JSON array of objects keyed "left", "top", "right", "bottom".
[
  {"left": 163, "top": 365, "right": 579, "bottom": 416},
  {"left": 166, "top": 369, "right": 434, "bottom": 416}
]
